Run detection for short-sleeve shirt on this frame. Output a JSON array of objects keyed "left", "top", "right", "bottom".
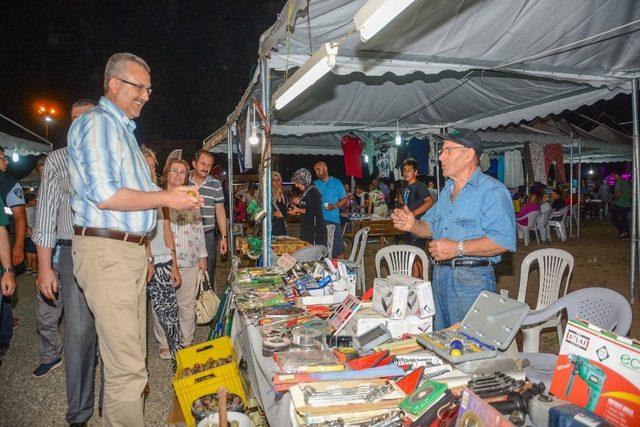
[
  {"left": 314, "top": 176, "right": 346, "bottom": 224},
  {"left": 0, "top": 197, "right": 9, "bottom": 227},
  {"left": 403, "top": 181, "right": 430, "bottom": 220},
  {"left": 188, "top": 173, "right": 224, "bottom": 233},
  {"left": 615, "top": 179, "right": 632, "bottom": 208},
  {"left": 423, "top": 167, "right": 516, "bottom": 264},
  {"left": 0, "top": 173, "right": 25, "bottom": 208}
]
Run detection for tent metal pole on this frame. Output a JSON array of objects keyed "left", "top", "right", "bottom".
[
  {"left": 631, "top": 78, "right": 639, "bottom": 303},
  {"left": 569, "top": 134, "right": 574, "bottom": 237},
  {"left": 226, "top": 124, "right": 235, "bottom": 257},
  {"left": 436, "top": 127, "right": 444, "bottom": 195},
  {"left": 260, "top": 57, "right": 272, "bottom": 266},
  {"left": 577, "top": 138, "right": 581, "bottom": 238}
]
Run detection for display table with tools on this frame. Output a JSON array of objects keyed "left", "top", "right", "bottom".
[
  {"left": 231, "top": 311, "right": 297, "bottom": 427},
  {"left": 235, "top": 236, "right": 310, "bottom": 258}
]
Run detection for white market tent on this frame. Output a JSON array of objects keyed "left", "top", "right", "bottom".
[
  {"left": 0, "top": 131, "right": 52, "bottom": 157},
  {"left": 204, "top": 0, "right": 640, "bottom": 306}
]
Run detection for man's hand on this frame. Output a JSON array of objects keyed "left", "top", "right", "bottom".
[
  {"left": 274, "top": 210, "right": 284, "bottom": 218},
  {"left": 219, "top": 238, "right": 228, "bottom": 255},
  {"left": 391, "top": 206, "right": 416, "bottom": 232},
  {"left": 428, "top": 238, "right": 457, "bottom": 261},
  {"left": 12, "top": 244, "right": 24, "bottom": 266},
  {"left": 1, "top": 272, "right": 15, "bottom": 297},
  {"left": 171, "top": 263, "right": 182, "bottom": 288},
  {"left": 166, "top": 186, "right": 204, "bottom": 210},
  {"left": 325, "top": 203, "right": 337, "bottom": 211},
  {"left": 198, "top": 257, "right": 207, "bottom": 271},
  {"left": 36, "top": 267, "right": 58, "bottom": 300}
]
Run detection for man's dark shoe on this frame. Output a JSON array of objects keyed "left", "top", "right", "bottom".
[
  {"left": 69, "top": 423, "right": 87, "bottom": 427},
  {"left": 32, "top": 357, "right": 63, "bottom": 378}
]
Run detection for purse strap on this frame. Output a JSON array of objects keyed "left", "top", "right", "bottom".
[{"left": 198, "top": 269, "right": 212, "bottom": 294}]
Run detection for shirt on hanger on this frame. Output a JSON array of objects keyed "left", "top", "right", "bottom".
[
  {"left": 341, "top": 134, "right": 364, "bottom": 178},
  {"left": 409, "top": 137, "right": 429, "bottom": 175}
]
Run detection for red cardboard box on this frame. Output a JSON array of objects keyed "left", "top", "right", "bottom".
[{"left": 550, "top": 319, "right": 640, "bottom": 426}]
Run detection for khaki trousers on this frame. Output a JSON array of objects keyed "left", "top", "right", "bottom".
[
  {"left": 154, "top": 264, "right": 200, "bottom": 348},
  {"left": 72, "top": 236, "right": 147, "bottom": 427}
]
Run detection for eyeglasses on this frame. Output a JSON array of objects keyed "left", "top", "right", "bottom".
[
  {"left": 438, "top": 146, "right": 466, "bottom": 156},
  {"left": 169, "top": 168, "right": 186, "bottom": 175},
  {"left": 116, "top": 78, "right": 152, "bottom": 96}
]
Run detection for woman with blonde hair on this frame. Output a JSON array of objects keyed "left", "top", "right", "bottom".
[
  {"left": 161, "top": 158, "right": 208, "bottom": 349},
  {"left": 140, "top": 146, "right": 182, "bottom": 362},
  {"left": 272, "top": 171, "right": 288, "bottom": 236}
]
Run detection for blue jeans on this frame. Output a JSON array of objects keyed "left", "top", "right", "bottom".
[
  {"left": 327, "top": 221, "right": 344, "bottom": 258},
  {"left": 432, "top": 265, "right": 496, "bottom": 330}
]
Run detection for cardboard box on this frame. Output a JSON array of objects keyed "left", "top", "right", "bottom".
[
  {"left": 388, "top": 274, "right": 435, "bottom": 319},
  {"left": 372, "top": 277, "right": 409, "bottom": 319},
  {"left": 549, "top": 318, "right": 640, "bottom": 427},
  {"left": 343, "top": 306, "right": 432, "bottom": 338}
]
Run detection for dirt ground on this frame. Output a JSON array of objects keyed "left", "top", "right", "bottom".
[{"left": 0, "top": 219, "right": 637, "bottom": 425}]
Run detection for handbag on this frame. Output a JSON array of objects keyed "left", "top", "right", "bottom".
[{"left": 194, "top": 270, "right": 220, "bottom": 325}]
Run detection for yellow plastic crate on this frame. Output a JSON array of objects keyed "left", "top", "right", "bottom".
[
  {"left": 173, "top": 369, "right": 246, "bottom": 427},
  {"left": 173, "top": 337, "right": 246, "bottom": 427},
  {"left": 175, "top": 336, "right": 236, "bottom": 375}
]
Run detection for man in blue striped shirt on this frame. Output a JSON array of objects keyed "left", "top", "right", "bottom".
[{"left": 68, "top": 52, "right": 202, "bottom": 426}]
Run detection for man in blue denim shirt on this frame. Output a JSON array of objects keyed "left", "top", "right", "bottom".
[{"left": 392, "top": 129, "right": 516, "bottom": 330}]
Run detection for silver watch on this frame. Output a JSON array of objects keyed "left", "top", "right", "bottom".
[
  {"left": 456, "top": 241, "right": 465, "bottom": 257},
  {"left": 147, "top": 256, "right": 155, "bottom": 264}
]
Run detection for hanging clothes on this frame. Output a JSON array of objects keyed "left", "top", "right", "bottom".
[
  {"left": 504, "top": 150, "right": 525, "bottom": 188},
  {"left": 341, "top": 134, "right": 364, "bottom": 178},
  {"left": 408, "top": 137, "right": 430, "bottom": 175},
  {"left": 497, "top": 155, "right": 505, "bottom": 183},
  {"left": 395, "top": 141, "right": 409, "bottom": 171},
  {"left": 376, "top": 148, "right": 391, "bottom": 178},
  {"left": 543, "top": 143, "right": 566, "bottom": 184},
  {"left": 530, "top": 141, "right": 548, "bottom": 183},
  {"left": 363, "top": 137, "right": 376, "bottom": 175},
  {"left": 428, "top": 137, "right": 437, "bottom": 176},
  {"left": 479, "top": 153, "right": 490, "bottom": 172},
  {"left": 523, "top": 143, "right": 534, "bottom": 186},
  {"left": 388, "top": 146, "right": 402, "bottom": 181},
  {"left": 487, "top": 158, "right": 498, "bottom": 178}
]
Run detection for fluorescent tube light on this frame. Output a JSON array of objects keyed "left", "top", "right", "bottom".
[
  {"left": 249, "top": 105, "right": 260, "bottom": 145},
  {"left": 354, "top": 0, "right": 417, "bottom": 42},
  {"left": 395, "top": 119, "right": 402, "bottom": 145},
  {"left": 272, "top": 43, "right": 339, "bottom": 110}
]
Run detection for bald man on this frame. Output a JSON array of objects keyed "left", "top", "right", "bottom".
[{"left": 313, "top": 161, "right": 347, "bottom": 257}]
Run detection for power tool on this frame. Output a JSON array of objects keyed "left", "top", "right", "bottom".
[{"left": 565, "top": 353, "right": 606, "bottom": 411}]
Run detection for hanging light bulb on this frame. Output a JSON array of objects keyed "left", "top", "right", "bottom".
[
  {"left": 364, "top": 154, "right": 369, "bottom": 163},
  {"left": 248, "top": 105, "right": 260, "bottom": 145},
  {"left": 12, "top": 152, "right": 19, "bottom": 162},
  {"left": 395, "top": 119, "right": 402, "bottom": 145}
]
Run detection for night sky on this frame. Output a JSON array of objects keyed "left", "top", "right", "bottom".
[
  {"left": 1, "top": 1, "right": 283, "bottom": 151},
  {"left": 1, "top": 1, "right": 634, "bottom": 180}
]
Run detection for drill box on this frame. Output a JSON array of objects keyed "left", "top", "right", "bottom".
[{"left": 549, "top": 318, "right": 640, "bottom": 427}]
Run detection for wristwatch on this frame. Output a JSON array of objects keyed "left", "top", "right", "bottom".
[
  {"left": 456, "top": 241, "right": 465, "bottom": 257},
  {"left": 147, "top": 256, "right": 155, "bottom": 264},
  {"left": 2, "top": 267, "right": 14, "bottom": 274}
]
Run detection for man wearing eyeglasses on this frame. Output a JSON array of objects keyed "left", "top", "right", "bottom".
[
  {"left": 67, "top": 52, "right": 202, "bottom": 426},
  {"left": 392, "top": 129, "right": 515, "bottom": 330}
]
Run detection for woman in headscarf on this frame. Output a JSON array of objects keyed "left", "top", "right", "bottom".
[
  {"left": 288, "top": 168, "right": 327, "bottom": 246},
  {"left": 272, "top": 171, "right": 287, "bottom": 236}
]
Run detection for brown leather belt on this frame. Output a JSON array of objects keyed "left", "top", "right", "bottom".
[{"left": 74, "top": 226, "right": 148, "bottom": 245}]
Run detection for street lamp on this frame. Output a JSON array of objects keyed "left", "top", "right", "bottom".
[{"left": 44, "top": 115, "right": 52, "bottom": 139}]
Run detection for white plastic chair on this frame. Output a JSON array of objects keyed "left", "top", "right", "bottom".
[
  {"left": 535, "top": 208, "right": 552, "bottom": 242},
  {"left": 375, "top": 245, "right": 429, "bottom": 281},
  {"left": 516, "top": 210, "right": 540, "bottom": 246},
  {"left": 547, "top": 207, "right": 568, "bottom": 241},
  {"left": 343, "top": 227, "right": 370, "bottom": 295},
  {"left": 517, "top": 249, "right": 574, "bottom": 353},
  {"left": 326, "top": 224, "right": 335, "bottom": 258},
  {"left": 520, "top": 287, "right": 632, "bottom": 388}
]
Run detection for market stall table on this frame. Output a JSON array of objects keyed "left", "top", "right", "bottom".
[{"left": 232, "top": 310, "right": 296, "bottom": 427}]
